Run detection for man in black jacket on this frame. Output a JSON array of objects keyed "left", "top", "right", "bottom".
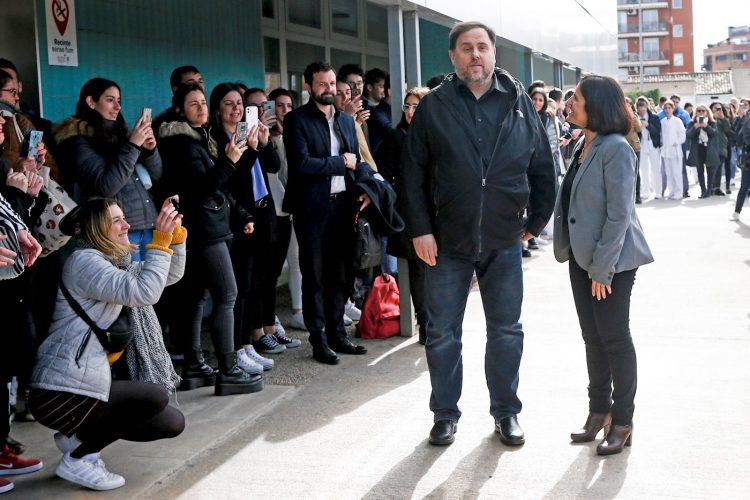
[
  {"left": 282, "top": 61, "right": 371, "bottom": 365},
  {"left": 400, "top": 21, "right": 556, "bottom": 447}
]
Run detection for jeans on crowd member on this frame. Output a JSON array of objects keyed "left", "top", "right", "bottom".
[
  {"left": 183, "top": 241, "right": 237, "bottom": 356},
  {"left": 735, "top": 168, "right": 750, "bottom": 214},
  {"left": 380, "top": 238, "right": 398, "bottom": 275},
  {"left": 128, "top": 229, "right": 153, "bottom": 262},
  {"left": 425, "top": 244, "right": 524, "bottom": 423},
  {"left": 29, "top": 381, "right": 184, "bottom": 458},
  {"left": 407, "top": 257, "right": 429, "bottom": 333},
  {"left": 568, "top": 259, "right": 637, "bottom": 426}
]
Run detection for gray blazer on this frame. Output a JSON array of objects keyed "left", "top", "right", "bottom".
[{"left": 553, "top": 134, "right": 653, "bottom": 285}]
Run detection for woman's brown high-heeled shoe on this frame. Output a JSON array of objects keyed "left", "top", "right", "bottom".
[
  {"left": 570, "top": 412, "right": 612, "bottom": 443},
  {"left": 596, "top": 424, "right": 632, "bottom": 455}
]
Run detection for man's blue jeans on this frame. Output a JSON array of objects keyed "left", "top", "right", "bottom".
[{"left": 424, "top": 244, "right": 524, "bottom": 423}]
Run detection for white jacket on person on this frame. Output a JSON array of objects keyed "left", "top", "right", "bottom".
[
  {"left": 660, "top": 116, "right": 686, "bottom": 160},
  {"left": 30, "top": 243, "right": 185, "bottom": 401}
]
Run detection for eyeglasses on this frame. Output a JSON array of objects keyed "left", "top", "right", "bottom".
[
  {"left": 712, "top": 107, "right": 722, "bottom": 112},
  {"left": 402, "top": 104, "right": 419, "bottom": 112},
  {"left": 0, "top": 88, "right": 18, "bottom": 96},
  {"left": 697, "top": 109, "right": 707, "bottom": 113}
]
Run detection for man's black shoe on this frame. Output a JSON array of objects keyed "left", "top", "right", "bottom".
[
  {"left": 429, "top": 420, "right": 457, "bottom": 446},
  {"left": 522, "top": 248, "right": 532, "bottom": 258},
  {"left": 330, "top": 337, "right": 367, "bottom": 355},
  {"left": 495, "top": 416, "right": 525, "bottom": 446},
  {"left": 313, "top": 345, "right": 341, "bottom": 365}
]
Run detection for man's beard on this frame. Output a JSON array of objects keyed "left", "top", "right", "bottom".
[
  {"left": 311, "top": 91, "right": 335, "bottom": 105},
  {"left": 459, "top": 67, "right": 492, "bottom": 85}
]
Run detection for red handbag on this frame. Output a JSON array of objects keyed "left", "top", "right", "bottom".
[{"left": 356, "top": 273, "right": 400, "bottom": 339}]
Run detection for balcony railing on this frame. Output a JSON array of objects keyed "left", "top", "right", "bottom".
[
  {"left": 617, "top": 0, "right": 666, "bottom": 5},
  {"left": 619, "top": 21, "right": 668, "bottom": 34},
  {"left": 618, "top": 51, "right": 669, "bottom": 63}
]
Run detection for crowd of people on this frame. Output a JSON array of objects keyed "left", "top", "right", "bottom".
[{"left": 1, "top": 23, "right": 750, "bottom": 493}]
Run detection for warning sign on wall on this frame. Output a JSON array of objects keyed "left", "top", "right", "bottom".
[{"left": 45, "top": 0, "right": 78, "bottom": 66}]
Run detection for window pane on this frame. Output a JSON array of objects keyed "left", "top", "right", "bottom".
[
  {"left": 367, "top": 3, "right": 388, "bottom": 44},
  {"left": 673, "top": 0, "right": 682, "bottom": 8},
  {"left": 674, "top": 53, "right": 684, "bottom": 66},
  {"left": 366, "top": 55, "right": 389, "bottom": 73},
  {"left": 644, "top": 67, "right": 660, "bottom": 75},
  {"left": 332, "top": 0, "right": 358, "bottom": 37},
  {"left": 262, "top": 0, "right": 275, "bottom": 18},
  {"left": 331, "top": 49, "right": 361, "bottom": 71},
  {"left": 286, "top": 40, "right": 325, "bottom": 74},
  {"left": 264, "top": 37, "right": 280, "bottom": 73},
  {"left": 673, "top": 24, "right": 683, "bottom": 37},
  {"left": 289, "top": 0, "right": 321, "bottom": 29}
]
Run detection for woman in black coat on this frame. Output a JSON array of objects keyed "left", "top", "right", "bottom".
[
  {"left": 157, "top": 83, "right": 262, "bottom": 396},
  {"left": 53, "top": 78, "right": 161, "bottom": 261},
  {"left": 375, "top": 87, "right": 430, "bottom": 344},
  {"left": 685, "top": 104, "right": 721, "bottom": 198}
]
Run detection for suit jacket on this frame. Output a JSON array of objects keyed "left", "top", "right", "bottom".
[
  {"left": 553, "top": 134, "right": 653, "bottom": 285},
  {"left": 282, "top": 101, "right": 360, "bottom": 215}
]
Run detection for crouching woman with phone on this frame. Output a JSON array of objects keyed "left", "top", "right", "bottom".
[{"left": 28, "top": 197, "right": 186, "bottom": 491}]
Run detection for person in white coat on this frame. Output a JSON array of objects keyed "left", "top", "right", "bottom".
[
  {"left": 636, "top": 97, "right": 662, "bottom": 199},
  {"left": 660, "top": 101, "right": 686, "bottom": 200}
]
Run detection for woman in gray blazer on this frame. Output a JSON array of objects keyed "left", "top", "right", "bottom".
[{"left": 553, "top": 76, "right": 654, "bottom": 456}]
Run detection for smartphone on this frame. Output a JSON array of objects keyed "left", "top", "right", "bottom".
[
  {"left": 245, "top": 106, "right": 259, "bottom": 128},
  {"left": 170, "top": 197, "right": 180, "bottom": 212},
  {"left": 698, "top": 116, "right": 706, "bottom": 124},
  {"left": 349, "top": 83, "right": 360, "bottom": 97},
  {"left": 20, "top": 129, "right": 43, "bottom": 159},
  {"left": 262, "top": 100, "right": 274, "bottom": 113},
  {"left": 235, "top": 121, "right": 249, "bottom": 144},
  {"left": 142, "top": 107, "right": 152, "bottom": 124}
]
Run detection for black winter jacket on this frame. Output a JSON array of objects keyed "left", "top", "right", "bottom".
[
  {"left": 640, "top": 110, "right": 662, "bottom": 148},
  {"left": 157, "top": 121, "right": 250, "bottom": 248},
  {"left": 400, "top": 69, "right": 556, "bottom": 256},
  {"left": 686, "top": 121, "right": 721, "bottom": 168},
  {"left": 53, "top": 117, "right": 161, "bottom": 231}
]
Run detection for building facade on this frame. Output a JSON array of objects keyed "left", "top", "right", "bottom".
[
  {"left": 617, "top": 0, "right": 694, "bottom": 78},
  {"left": 1, "top": 0, "right": 615, "bottom": 125},
  {"left": 703, "top": 26, "right": 750, "bottom": 72}
]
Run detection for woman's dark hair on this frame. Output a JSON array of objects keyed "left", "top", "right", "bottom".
[
  {"left": 268, "top": 87, "right": 294, "bottom": 104},
  {"left": 529, "top": 87, "right": 548, "bottom": 117},
  {"left": 74, "top": 77, "right": 128, "bottom": 142},
  {"left": 208, "top": 82, "right": 245, "bottom": 135},
  {"left": 171, "top": 82, "right": 205, "bottom": 120},
  {"left": 578, "top": 76, "right": 631, "bottom": 136}
]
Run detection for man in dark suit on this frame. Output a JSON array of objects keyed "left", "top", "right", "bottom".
[{"left": 282, "top": 61, "right": 371, "bottom": 365}]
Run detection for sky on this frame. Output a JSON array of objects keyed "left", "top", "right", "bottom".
[{"left": 692, "top": 0, "right": 743, "bottom": 71}]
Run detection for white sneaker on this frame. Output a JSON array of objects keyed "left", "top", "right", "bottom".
[
  {"left": 274, "top": 315, "right": 286, "bottom": 336},
  {"left": 54, "top": 432, "right": 82, "bottom": 454},
  {"left": 289, "top": 311, "right": 307, "bottom": 331},
  {"left": 344, "top": 301, "right": 361, "bottom": 321},
  {"left": 343, "top": 314, "right": 353, "bottom": 326},
  {"left": 244, "top": 345, "right": 274, "bottom": 370},
  {"left": 236, "top": 349, "right": 264, "bottom": 376},
  {"left": 732, "top": 212, "right": 740, "bottom": 221},
  {"left": 56, "top": 452, "right": 125, "bottom": 491}
]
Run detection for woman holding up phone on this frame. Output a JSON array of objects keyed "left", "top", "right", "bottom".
[
  {"left": 157, "top": 83, "right": 263, "bottom": 395},
  {"left": 210, "top": 84, "right": 292, "bottom": 368},
  {"left": 54, "top": 78, "right": 161, "bottom": 260},
  {"left": 686, "top": 104, "right": 720, "bottom": 198}
]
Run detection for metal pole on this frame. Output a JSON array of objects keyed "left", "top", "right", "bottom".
[{"left": 638, "top": 0, "right": 644, "bottom": 90}]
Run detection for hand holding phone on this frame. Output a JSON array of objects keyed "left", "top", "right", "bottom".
[
  {"left": 142, "top": 107, "right": 152, "bottom": 124},
  {"left": 20, "top": 130, "right": 43, "bottom": 159},
  {"left": 235, "top": 121, "right": 249, "bottom": 145}
]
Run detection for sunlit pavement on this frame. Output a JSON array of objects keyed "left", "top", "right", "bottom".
[{"left": 12, "top": 181, "right": 750, "bottom": 499}]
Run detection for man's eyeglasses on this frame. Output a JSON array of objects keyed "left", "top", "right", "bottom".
[
  {"left": 0, "top": 88, "right": 18, "bottom": 96},
  {"left": 402, "top": 104, "right": 419, "bottom": 112}
]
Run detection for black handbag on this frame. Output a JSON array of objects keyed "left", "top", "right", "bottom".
[
  {"left": 352, "top": 211, "right": 382, "bottom": 270},
  {"left": 60, "top": 281, "right": 133, "bottom": 353}
]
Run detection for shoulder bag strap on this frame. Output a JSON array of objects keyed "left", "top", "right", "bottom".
[{"left": 59, "top": 280, "right": 109, "bottom": 345}]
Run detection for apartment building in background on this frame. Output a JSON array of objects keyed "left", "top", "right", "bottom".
[
  {"left": 703, "top": 25, "right": 750, "bottom": 71},
  {"left": 617, "top": 0, "right": 694, "bottom": 78}
]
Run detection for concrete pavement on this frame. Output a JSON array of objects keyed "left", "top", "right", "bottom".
[{"left": 9, "top": 183, "right": 750, "bottom": 499}]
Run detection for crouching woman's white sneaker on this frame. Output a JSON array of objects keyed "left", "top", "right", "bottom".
[{"left": 56, "top": 452, "right": 125, "bottom": 491}]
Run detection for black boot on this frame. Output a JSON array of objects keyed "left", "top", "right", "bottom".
[
  {"left": 180, "top": 349, "right": 218, "bottom": 391},
  {"left": 215, "top": 352, "right": 264, "bottom": 396}
]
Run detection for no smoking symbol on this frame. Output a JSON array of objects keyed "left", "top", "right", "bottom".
[{"left": 51, "top": 0, "right": 69, "bottom": 36}]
